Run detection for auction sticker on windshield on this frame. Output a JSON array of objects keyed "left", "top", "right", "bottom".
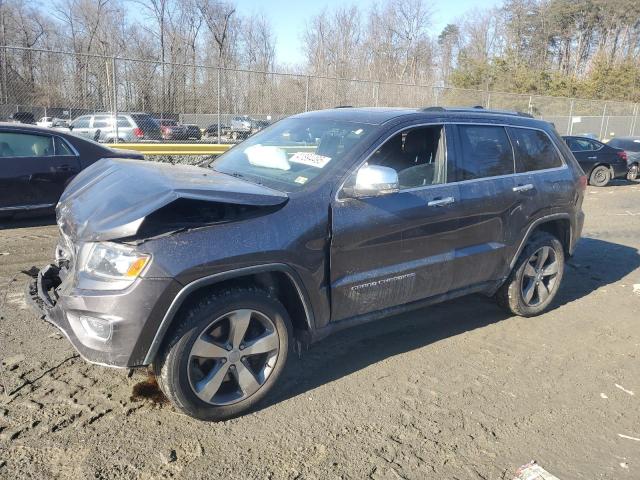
[{"left": 289, "top": 152, "right": 331, "bottom": 168}]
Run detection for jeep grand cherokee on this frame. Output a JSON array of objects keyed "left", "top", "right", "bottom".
[{"left": 28, "top": 107, "right": 586, "bottom": 421}]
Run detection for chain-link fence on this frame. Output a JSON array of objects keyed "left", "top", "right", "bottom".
[{"left": 2, "top": 45, "right": 639, "bottom": 143}]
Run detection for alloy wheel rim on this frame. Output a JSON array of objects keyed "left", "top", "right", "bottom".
[
  {"left": 187, "top": 309, "right": 279, "bottom": 406},
  {"left": 594, "top": 168, "right": 608, "bottom": 184},
  {"left": 520, "top": 246, "right": 559, "bottom": 307}
]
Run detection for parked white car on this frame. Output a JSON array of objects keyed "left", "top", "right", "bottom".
[{"left": 36, "top": 117, "right": 54, "bottom": 128}]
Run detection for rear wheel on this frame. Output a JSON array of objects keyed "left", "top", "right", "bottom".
[
  {"left": 496, "top": 232, "right": 565, "bottom": 317},
  {"left": 589, "top": 165, "right": 611, "bottom": 186},
  {"left": 154, "top": 288, "right": 292, "bottom": 421}
]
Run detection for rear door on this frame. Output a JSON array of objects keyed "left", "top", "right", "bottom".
[
  {"left": 0, "top": 130, "right": 80, "bottom": 209},
  {"left": 330, "top": 124, "right": 461, "bottom": 321},
  {"left": 507, "top": 126, "right": 571, "bottom": 253},
  {"left": 447, "top": 124, "right": 519, "bottom": 289},
  {"left": 565, "top": 137, "right": 600, "bottom": 174}
]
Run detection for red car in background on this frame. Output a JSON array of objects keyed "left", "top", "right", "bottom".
[{"left": 157, "top": 119, "right": 188, "bottom": 140}]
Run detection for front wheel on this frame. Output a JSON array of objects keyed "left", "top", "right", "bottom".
[
  {"left": 496, "top": 232, "right": 565, "bottom": 317},
  {"left": 154, "top": 288, "right": 292, "bottom": 421},
  {"left": 627, "top": 164, "right": 639, "bottom": 182},
  {"left": 589, "top": 165, "right": 611, "bottom": 186}
]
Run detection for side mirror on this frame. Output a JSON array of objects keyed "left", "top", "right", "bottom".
[
  {"left": 68, "top": 124, "right": 74, "bottom": 131},
  {"left": 349, "top": 165, "right": 399, "bottom": 198}
]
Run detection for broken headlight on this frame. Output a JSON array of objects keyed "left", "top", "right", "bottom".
[{"left": 81, "top": 242, "right": 150, "bottom": 287}]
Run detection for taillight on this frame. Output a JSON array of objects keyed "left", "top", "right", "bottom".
[
  {"left": 133, "top": 127, "right": 143, "bottom": 138},
  {"left": 578, "top": 175, "right": 587, "bottom": 191},
  {"left": 617, "top": 150, "right": 627, "bottom": 162}
]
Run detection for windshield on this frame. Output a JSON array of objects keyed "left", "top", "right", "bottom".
[{"left": 211, "top": 117, "right": 373, "bottom": 191}]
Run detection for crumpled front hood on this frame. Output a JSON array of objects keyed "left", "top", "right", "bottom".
[{"left": 57, "top": 158, "right": 288, "bottom": 242}]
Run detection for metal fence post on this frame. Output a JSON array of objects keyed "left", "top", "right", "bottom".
[
  {"left": 599, "top": 102, "right": 607, "bottom": 140},
  {"left": 566, "top": 99, "right": 575, "bottom": 135},
  {"left": 486, "top": 92, "right": 491, "bottom": 109},
  {"left": 112, "top": 56, "right": 118, "bottom": 143},
  {"left": 217, "top": 67, "right": 221, "bottom": 141},
  {"left": 375, "top": 82, "right": 380, "bottom": 107},
  {"left": 305, "top": 75, "right": 310, "bottom": 112},
  {"left": 629, "top": 104, "right": 638, "bottom": 136}
]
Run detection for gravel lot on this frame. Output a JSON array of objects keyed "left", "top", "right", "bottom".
[{"left": 1, "top": 182, "right": 639, "bottom": 479}]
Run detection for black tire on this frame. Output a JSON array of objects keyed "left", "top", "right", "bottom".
[
  {"left": 589, "top": 165, "right": 611, "bottom": 186},
  {"left": 153, "top": 288, "right": 292, "bottom": 421},
  {"left": 496, "top": 231, "right": 565, "bottom": 317},
  {"left": 627, "top": 163, "right": 639, "bottom": 182}
]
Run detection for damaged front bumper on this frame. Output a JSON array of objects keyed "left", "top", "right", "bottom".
[{"left": 26, "top": 264, "right": 180, "bottom": 368}]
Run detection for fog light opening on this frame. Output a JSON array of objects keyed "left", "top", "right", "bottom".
[{"left": 79, "top": 315, "right": 113, "bottom": 342}]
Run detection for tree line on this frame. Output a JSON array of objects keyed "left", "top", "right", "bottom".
[{"left": 0, "top": 0, "right": 638, "bottom": 115}]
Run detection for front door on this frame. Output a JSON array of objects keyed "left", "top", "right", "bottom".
[{"left": 329, "top": 124, "right": 461, "bottom": 322}]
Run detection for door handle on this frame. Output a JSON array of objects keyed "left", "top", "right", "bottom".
[
  {"left": 513, "top": 183, "right": 534, "bottom": 193},
  {"left": 56, "top": 164, "right": 72, "bottom": 172},
  {"left": 427, "top": 196, "right": 455, "bottom": 207},
  {"left": 587, "top": 156, "right": 597, "bottom": 160}
]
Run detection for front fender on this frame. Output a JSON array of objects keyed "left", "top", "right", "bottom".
[{"left": 140, "top": 263, "right": 314, "bottom": 365}]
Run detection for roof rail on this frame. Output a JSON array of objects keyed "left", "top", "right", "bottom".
[
  {"left": 335, "top": 105, "right": 353, "bottom": 108},
  {"left": 419, "top": 105, "right": 533, "bottom": 118}
]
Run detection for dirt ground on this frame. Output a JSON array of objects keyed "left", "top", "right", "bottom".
[{"left": 1, "top": 182, "right": 639, "bottom": 480}]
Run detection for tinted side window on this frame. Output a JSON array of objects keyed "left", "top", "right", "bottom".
[
  {"left": 54, "top": 137, "right": 74, "bottom": 156},
  {"left": 117, "top": 116, "right": 131, "bottom": 127},
  {"left": 0, "top": 132, "right": 54, "bottom": 157},
  {"left": 509, "top": 128, "right": 563, "bottom": 172},
  {"left": 72, "top": 116, "right": 90, "bottom": 128},
  {"left": 567, "top": 137, "right": 598, "bottom": 152},
  {"left": 93, "top": 116, "right": 110, "bottom": 128},
  {"left": 454, "top": 125, "right": 514, "bottom": 181}
]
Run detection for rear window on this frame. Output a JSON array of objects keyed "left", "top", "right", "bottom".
[
  {"left": 509, "top": 128, "right": 563, "bottom": 172},
  {"left": 454, "top": 125, "right": 514, "bottom": 180}
]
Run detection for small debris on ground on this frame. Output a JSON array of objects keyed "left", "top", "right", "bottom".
[
  {"left": 614, "top": 384, "right": 635, "bottom": 395},
  {"left": 513, "top": 461, "right": 560, "bottom": 480},
  {"left": 160, "top": 449, "right": 177, "bottom": 464}
]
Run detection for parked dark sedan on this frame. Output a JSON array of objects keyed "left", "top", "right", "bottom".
[
  {"left": 184, "top": 124, "right": 202, "bottom": 140},
  {"left": 203, "top": 123, "right": 227, "bottom": 139},
  {"left": 7, "top": 112, "right": 36, "bottom": 124},
  {"left": 0, "top": 123, "right": 143, "bottom": 216},
  {"left": 606, "top": 136, "right": 640, "bottom": 181},
  {"left": 158, "top": 119, "right": 188, "bottom": 140},
  {"left": 562, "top": 135, "right": 628, "bottom": 186}
]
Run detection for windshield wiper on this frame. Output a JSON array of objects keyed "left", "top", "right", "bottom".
[{"left": 227, "top": 171, "right": 264, "bottom": 186}]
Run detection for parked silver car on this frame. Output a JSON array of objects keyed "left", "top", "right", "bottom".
[{"left": 68, "top": 113, "right": 162, "bottom": 142}]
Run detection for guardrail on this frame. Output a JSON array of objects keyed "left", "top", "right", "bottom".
[{"left": 106, "top": 143, "right": 232, "bottom": 155}]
